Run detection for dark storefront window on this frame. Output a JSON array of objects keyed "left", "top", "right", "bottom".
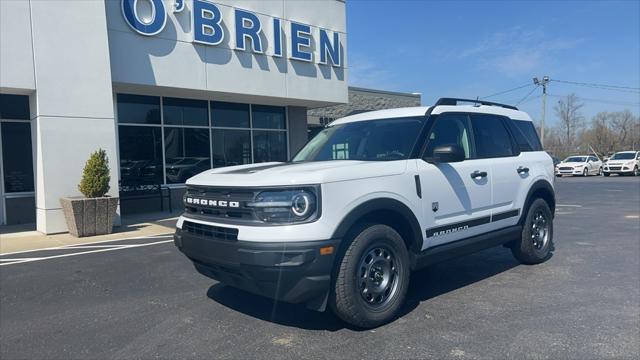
[
  {"left": 211, "top": 102, "right": 250, "bottom": 128},
  {"left": 1, "top": 122, "right": 34, "bottom": 193},
  {"left": 212, "top": 129, "right": 251, "bottom": 168},
  {"left": 163, "top": 97, "right": 208, "bottom": 126},
  {"left": 117, "top": 94, "right": 160, "bottom": 124},
  {"left": 0, "top": 94, "right": 30, "bottom": 120},
  {"left": 164, "top": 128, "right": 211, "bottom": 184},
  {"left": 252, "top": 105, "right": 286, "bottom": 129},
  {"left": 116, "top": 94, "right": 288, "bottom": 187},
  {"left": 118, "top": 126, "right": 163, "bottom": 184},
  {"left": 253, "top": 131, "right": 287, "bottom": 163}
]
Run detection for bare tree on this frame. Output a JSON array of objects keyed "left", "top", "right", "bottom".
[
  {"left": 610, "top": 110, "right": 635, "bottom": 149},
  {"left": 554, "top": 93, "right": 584, "bottom": 149}
]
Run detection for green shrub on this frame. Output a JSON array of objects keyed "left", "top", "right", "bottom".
[{"left": 78, "top": 149, "right": 111, "bottom": 198}]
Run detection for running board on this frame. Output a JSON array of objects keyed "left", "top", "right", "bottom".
[{"left": 411, "top": 225, "right": 522, "bottom": 270}]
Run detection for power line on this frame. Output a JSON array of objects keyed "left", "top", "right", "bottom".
[
  {"left": 547, "top": 94, "right": 640, "bottom": 107},
  {"left": 516, "top": 85, "right": 540, "bottom": 106},
  {"left": 479, "top": 83, "right": 533, "bottom": 99},
  {"left": 551, "top": 79, "right": 640, "bottom": 92}
]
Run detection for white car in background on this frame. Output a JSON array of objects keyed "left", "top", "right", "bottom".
[
  {"left": 555, "top": 155, "right": 602, "bottom": 177},
  {"left": 603, "top": 151, "right": 640, "bottom": 176}
]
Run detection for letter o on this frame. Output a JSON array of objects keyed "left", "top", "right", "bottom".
[{"left": 121, "top": 0, "right": 167, "bottom": 36}]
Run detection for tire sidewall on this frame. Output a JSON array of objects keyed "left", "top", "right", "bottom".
[
  {"left": 332, "top": 224, "right": 410, "bottom": 328},
  {"left": 520, "top": 199, "right": 554, "bottom": 261}
]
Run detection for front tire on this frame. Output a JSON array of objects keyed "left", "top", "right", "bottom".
[
  {"left": 634, "top": 166, "right": 639, "bottom": 176},
  {"left": 583, "top": 168, "right": 588, "bottom": 177},
  {"left": 330, "top": 224, "right": 410, "bottom": 328},
  {"left": 511, "top": 198, "right": 553, "bottom": 265},
  {"left": 604, "top": 172, "right": 610, "bottom": 177}
]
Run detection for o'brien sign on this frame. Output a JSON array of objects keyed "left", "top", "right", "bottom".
[{"left": 121, "top": 0, "right": 343, "bottom": 67}]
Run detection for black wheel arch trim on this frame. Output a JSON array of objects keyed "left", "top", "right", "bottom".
[
  {"left": 519, "top": 179, "right": 556, "bottom": 225},
  {"left": 331, "top": 198, "right": 424, "bottom": 253}
]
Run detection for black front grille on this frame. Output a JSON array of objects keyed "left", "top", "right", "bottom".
[
  {"left": 609, "top": 166, "right": 622, "bottom": 170},
  {"left": 184, "top": 186, "right": 258, "bottom": 222},
  {"left": 182, "top": 221, "right": 238, "bottom": 241},
  {"left": 559, "top": 167, "right": 573, "bottom": 170}
]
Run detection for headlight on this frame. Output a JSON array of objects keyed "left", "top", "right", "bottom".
[
  {"left": 247, "top": 187, "right": 319, "bottom": 224},
  {"left": 626, "top": 161, "right": 636, "bottom": 166}
]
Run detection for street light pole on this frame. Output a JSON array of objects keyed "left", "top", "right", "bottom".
[{"left": 533, "top": 76, "right": 549, "bottom": 148}]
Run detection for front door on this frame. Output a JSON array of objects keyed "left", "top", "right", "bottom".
[{"left": 417, "top": 113, "right": 493, "bottom": 248}]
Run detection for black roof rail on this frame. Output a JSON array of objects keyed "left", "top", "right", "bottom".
[{"left": 434, "top": 98, "right": 519, "bottom": 111}]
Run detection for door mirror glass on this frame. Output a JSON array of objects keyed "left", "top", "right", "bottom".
[{"left": 427, "top": 144, "right": 466, "bottom": 163}]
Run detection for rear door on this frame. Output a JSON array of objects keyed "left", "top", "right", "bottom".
[
  {"left": 416, "top": 112, "right": 494, "bottom": 248},
  {"left": 478, "top": 115, "right": 536, "bottom": 229}
]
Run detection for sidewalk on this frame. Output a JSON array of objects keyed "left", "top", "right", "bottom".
[{"left": 0, "top": 211, "right": 179, "bottom": 255}]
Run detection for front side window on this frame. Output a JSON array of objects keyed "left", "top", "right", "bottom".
[
  {"left": 471, "top": 114, "right": 515, "bottom": 158},
  {"left": 293, "top": 117, "right": 424, "bottom": 162},
  {"left": 424, "top": 113, "right": 473, "bottom": 159}
]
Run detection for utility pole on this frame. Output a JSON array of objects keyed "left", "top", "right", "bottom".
[{"left": 533, "top": 76, "right": 549, "bottom": 147}]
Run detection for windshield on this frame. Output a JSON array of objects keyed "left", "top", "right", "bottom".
[
  {"left": 293, "top": 117, "right": 424, "bottom": 162},
  {"left": 610, "top": 152, "right": 636, "bottom": 160},
  {"left": 564, "top": 156, "right": 586, "bottom": 162}
]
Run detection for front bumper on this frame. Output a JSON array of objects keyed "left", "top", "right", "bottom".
[
  {"left": 174, "top": 228, "right": 339, "bottom": 306},
  {"left": 555, "top": 168, "right": 583, "bottom": 175},
  {"left": 603, "top": 166, "right": 634, "bottom": 174}
]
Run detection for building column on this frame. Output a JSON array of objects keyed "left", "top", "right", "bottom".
[
  {"left": 287, "top": 106, "right": 309, "bottom": 157},
  {"left": 29, "top": 0, "right": 119, "bottom": 234}
]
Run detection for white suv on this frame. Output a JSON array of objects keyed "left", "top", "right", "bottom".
[
  {"left": 174, "top": 98, "right": 556, "bottom": 328},
  {"left": 603, "top": 151, "right": 640, "bottom": 176}
]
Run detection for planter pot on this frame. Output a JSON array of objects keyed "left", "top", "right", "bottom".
[{"left": 60, "top": 197, "right": 119, "bottom": 237}]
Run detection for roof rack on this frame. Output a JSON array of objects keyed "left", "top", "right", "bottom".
[{"left": 434, "top": 98, "right": 519, "bottom": 111}]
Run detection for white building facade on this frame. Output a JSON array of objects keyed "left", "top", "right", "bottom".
[{"left": 0, "top": 0, "right": 347, "bottom": 233}]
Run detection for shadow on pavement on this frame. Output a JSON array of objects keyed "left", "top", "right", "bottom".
[{"left": 206, "top": 246, "right": 523, "bottom": 331}]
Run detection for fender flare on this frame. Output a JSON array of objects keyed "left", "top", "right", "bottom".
[
  {"left": 519, "top": 179, "right": 556, "bottom": 224},
  {"left": 331, "top": 198, "right": 423, "bottom": 253}
]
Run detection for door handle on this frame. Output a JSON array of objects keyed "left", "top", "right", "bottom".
[
  {"left": 517, "top": 166, "right": 530, "bottom": 174},
  {"left": 470, "top": 170, "right": 488, "bottom": 179}
]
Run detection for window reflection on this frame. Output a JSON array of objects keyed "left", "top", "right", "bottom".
[
  {"left": 118, "top": 126, "right": 163, "bottom": 184},
  {"left": 212, "top": 129, "right": 251, "bottom": 168},
  {"left": 253, "top": 131, "right": 287, "bottom": 163},
  {"left": 164, "top": 128, "right": 211, "bottom": 184}
]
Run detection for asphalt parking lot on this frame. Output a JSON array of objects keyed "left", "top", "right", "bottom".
[{"left": 1, "top": 176, "right": 639, "bottom": 359}]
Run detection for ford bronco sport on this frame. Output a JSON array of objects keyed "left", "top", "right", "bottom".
[{"left": 174, "top": 98, "right": 556, "bottom": 328}]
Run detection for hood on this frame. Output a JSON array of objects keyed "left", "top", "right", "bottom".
[
  {"left": 186, "top": 160, "right": 408, "bottom": 187},
  {"left": 558, "top": 162, "right": 585, "bottom": 167}
]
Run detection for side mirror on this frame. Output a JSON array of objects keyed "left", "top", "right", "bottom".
[{"left": 427, "top": 144, "right": 466, "bottom": 163}]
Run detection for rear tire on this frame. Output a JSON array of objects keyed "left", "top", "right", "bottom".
[
  {"left": 330, "top": 224, "right": 410, "bottom": 329},
  {"left": 511, "top": 198, "right": 553, "bottom": 265}
]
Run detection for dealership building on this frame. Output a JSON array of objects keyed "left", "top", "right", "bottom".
[{"left": 0, "top": 0, "right": 347, "bottom": 233}]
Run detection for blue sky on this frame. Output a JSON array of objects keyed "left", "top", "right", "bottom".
[{"left": 345, "top": 0, "right": 640, "bottom": 125}]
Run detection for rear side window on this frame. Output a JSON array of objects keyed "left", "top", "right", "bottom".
[
  {"left": 510, "top": 120, "right": 542, "bottom": 151},
  {"left": 470, "top": 114, "right": 515, "bottom": 158}
]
